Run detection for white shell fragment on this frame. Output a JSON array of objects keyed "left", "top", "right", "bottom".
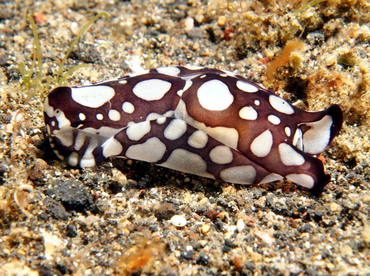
[{"left": 170, "top": 215, "right": 187, "bottom": 227}]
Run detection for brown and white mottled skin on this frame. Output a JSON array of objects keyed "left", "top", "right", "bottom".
[{"left": 44, "top": 66, "right": 343, "bottom": 194}]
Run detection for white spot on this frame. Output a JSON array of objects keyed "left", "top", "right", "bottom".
[
  {"left": 267, "top": 115, "right": 281, "bottom": 125},
  {"left": 286, "top": 174, "right": 314, "bottom": 189},
  {"left": 239, "top": 106, "right": 258, "bottom": 120},
  {"left": 278, "top": 143, "right": 305, "bottom": 166},
  {"left": 292, "top": 128, "right": 303, "bottom": 151},
  {"left": 301, "top": 115, "right": 333, "bottom": 154},
  {"left": 156, "top": 117, "right": 167, "bottom": 124},
  {"left": 209, "top": 146, "right": 233, "bottom": 164},
  {"left": 51, "top": 121, "right": 56, "bottom": 127},
  {"left": 250, "top": 130, "right": 273, "bottom": 158},
  {"left": 258, "top": 173, "right": 284, "bottom": 184},
  {"left": 156, "top": 66, "right": 181, "bottom": 76},
  {"left": 254, "top": 100, "right": 260, "bottom": 106},
  {"left": 126, "top": 121, "right": 151, "bottom": 141},
  {"left": 285, "top": 127, "right": 291, "bottom": 137},
  {"left": 78, "top": 113, "right": 86, "bottom": 121},
  {"left": 220, "top": 165, "right": 256, "bottom": 184},
  {"left": 170, "top": 215, "right": 187, "bottom": 227},
  {"left": 118, "top": 79, "right": 127, "bottom": 84},
  {"left": 187, "top": 130, "right": 208, "bottom": 149},
  {"left": 122, "top": 102, "right": 135, "bottom": 114},
  {"left": 133, "top": 79, "right": 172, "bottom": 101},
  {"left": 46, "top": 125, "right": 51, "bottom": 136},
  {"left": 197, "top": 79, "right": 234, "bottom": 111},
  {"left": 108, "top": 109, "right": 121, "bottom": 121},
  {"left": 269, "top": 95, "right": 294, "bottom": 115},
  {"left": 200, "top": 74, "right": 207, "bottom": 78},
  {"left": 71, "top": 86, "right": 115, "bottom": 108},
  {"left": 102, "top": 137, "right": 123, "bottom": 157},
  {"left": 164, "top": 119, "right": 187, "bottom": 140},
  {"left": 160, "top": 149, "right": 214, "bottom": 178},
  {"left": 126, "top": 137, "right": 166, "bottom": 162},
  {"left": 236, "top": 80, "right": 258, "bottom": 93},
  {"left": 96, "top": 114, "right": 104, "bottom": 120},
  {"left": 68, "top": 152, "right": 79, "bottom": 167}
]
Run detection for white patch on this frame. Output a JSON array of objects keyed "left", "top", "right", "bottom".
[
  {"left": 156, "top": 66, "right": 180, "bottom": 76},
  {"left": 269, "top": 95, "right": 294, "bottom": 115},
  {"left": 239, "top": 106, "right": 258, "bottom": 120},
  {"left": 286, "top": 174, "right": 314, "bottom": 189},
  {"left": 177, "top": 80, "right": 193, "bottom": 97},
  {"left": 301, "top": 115, "right": 333, "bottom": 154},
  {"left": 80, "top": 157, "right": 95, "bottom": 168},
  {"left": 160, "top": 149, "right": 214, "bottom": 179},
  {"left": 68, "top": 152, "right": 79, "bottom": 167},
  {"left": 126, "top": 137, "right": 166, "bottom": 162},
  {"left": 96, "top": 114, "right": 104, "bottom": 120},
  {"left": 285, "top": 127, "right": 291, "bottom": 137},
  {"left": 236, "top": 80, "right": 258, "bottom": 93},
  {"left": 184, "top": 65, "right": 204, "bottom": 70},
  {"left": 79, "top": 113, "right": 86, "bottom": 121},
  {"left": 254, "top": 100, "right": 260, "bottom": 106},
  {"left": 200, "top": 74, "right": 207, "bottom": 78},
  {"left": 102, "top": 137, "right": 123, "bottom": 157},
  {"left": 46, "top": 125, "right": 51, "bottom": 135},
  {"left": 79, "top": 134, "right": 104, "bottom": 168},
  {"left": 108, "top": 109, "right": 121, "bottom": 121},
  {"left": 118, "top": 79, "right": 127, "bottom": 84},
  {"left": 164, "top": 119, "right": 187, "bottom": 140},
  {"left": 53, "top": 150, "right": 64, "bottom": 161},
  {"left": 126, "top": 121, "right": 151, "bottom": 141},
  {"left": 55, "top": 110, "right": 71, "bottom": 129},
  {"left": 258, "top": 173, "right": 284, "bottom": 184},
  {"left": 220, "top": 166, "right": 256, "bottom": 184},
  {"left": 83, "top": 126, "right": 123, "bottom": 137},
  {"left": 54, "top": 127, "right": 74, "bottom": 147},
  {"left": 156, "top": 117, "right": 167, "bottom": 124},
  {"left": 250, "top": 130, "right": 273, "bottom": 158},
  {"left": 51, "top": 121, "right": 56, "bottom": 127},
  {"left": 175, "top": 99, "right": 239, "bottom": 149},
  {"left": 187, "top": 130, "right": 208, "bottom": 149},
  {"left": 71, "top": 86, "right": 115, "bottom": 108},
  {"left": 292, "top": 128, "right": 303, "bottom": 151},
  {"left": 268, "top": 115, "right": 281, "bottom": 125},
  {"left": 44, "top": 97, "right": 55, "bottom": 117},
  {"left": 133, "top": 79, "right": 172, "bottom": 101},
  {"left": 74, "top": 130, "right": 85, "bottom": 151},
  {"left": 209, "top": 146, "right": 233, "bottom": 164},
  {"left": 122, "top": 102, "right": 135, "bottom": 114},
  {"left": 197, "top": 79, "right": 234, "bottom": 111},
  {"left": 146, "top": 110, "right": 174, "bottom": 122},
  {"left": 278, "top": 143, "right": 305, "bottom": 166}
]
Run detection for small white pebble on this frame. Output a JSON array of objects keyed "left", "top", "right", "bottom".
[
  {"left": 170, "top": 215, "right": 187, "bottom": 227},
  {"left": 71, "top": 22, "right": 79, "bottom": 36},
  {"left": 236, "top": 218, "right": 245, "bottom": 233},
  {"left": 184, "top": 17, "right": 194, "bottom": 31}
]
